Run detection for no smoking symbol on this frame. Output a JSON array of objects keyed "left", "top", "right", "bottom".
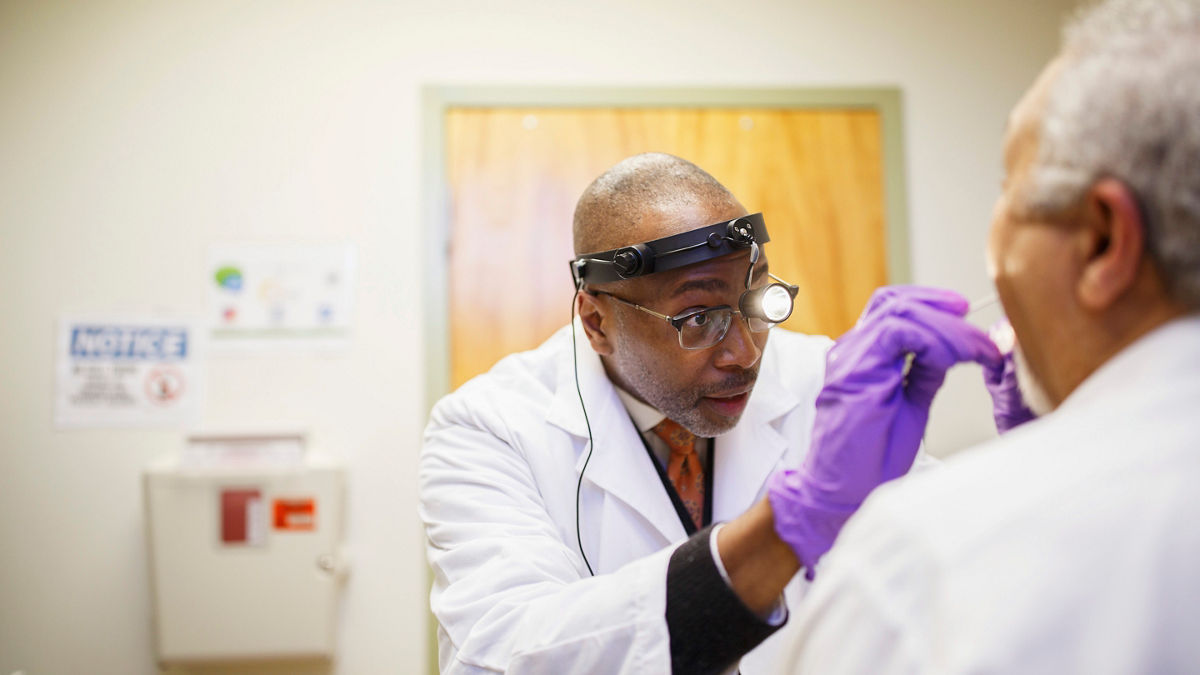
[{"left": 145, "top": 367, "right": 186, "bottom": 405}]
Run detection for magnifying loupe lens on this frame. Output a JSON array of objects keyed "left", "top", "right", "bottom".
[{"left": 759, "top": 284, "right": 794, "bottom": 322}]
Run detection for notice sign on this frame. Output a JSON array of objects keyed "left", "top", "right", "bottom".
[{"left": 55, "top": 317, "right": 202, "bottom": 428}]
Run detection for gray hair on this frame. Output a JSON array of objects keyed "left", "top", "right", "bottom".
[
  {"left": 573, "top": 153, "right": 741, "bottom": 255},
  {"left": 1023, "top": 0, "right": 1200, "bottom": 307}
]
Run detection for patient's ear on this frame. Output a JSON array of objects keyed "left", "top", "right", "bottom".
[
  {"left": 577, "top": 292, "right": 614, "bottom": 356},
  {"left": 1077, "top": 178, "right": 1146, "bottom": 310}
]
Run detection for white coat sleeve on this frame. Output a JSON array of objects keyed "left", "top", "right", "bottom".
[{"left": 420, "top": 391, "right": 675, "bottom": 674}]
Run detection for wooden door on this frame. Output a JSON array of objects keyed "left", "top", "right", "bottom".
[{"left": 445, "top": 106, "right": 891, "bottom": 388}]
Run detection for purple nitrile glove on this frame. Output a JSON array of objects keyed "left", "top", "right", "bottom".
[
  {"left": 982, "top": 322, "right": 1036, "bottom": 433},
  {"left": 768, "top": 286, "right": 1003, "bottom": 579}
]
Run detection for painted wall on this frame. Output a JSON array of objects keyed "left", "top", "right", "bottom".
[{"left": 0, "top": 1, "right": 1078, "bottom": 673}]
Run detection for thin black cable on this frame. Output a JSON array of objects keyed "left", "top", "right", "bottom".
[{"left": 571, "top": 290, "right": 597, "bottom": 576}]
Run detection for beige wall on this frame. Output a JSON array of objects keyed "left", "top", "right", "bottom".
[{"left": 0, "top": 1, "right": 1077, "bottom": 673}]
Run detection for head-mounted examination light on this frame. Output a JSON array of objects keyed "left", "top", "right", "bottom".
[
  {"left": 570, "top": 212, "right": 800, "bottom": 334},
  {"left": 741, "top": 281, "right": 797, "bottom": 324},
  {"left": 570, "top": 213, "right": 767, "bottom": 285}
]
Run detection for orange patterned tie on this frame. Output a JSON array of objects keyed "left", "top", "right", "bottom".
[{"left": 652, "top": 418, "right": 704, "bottom": 530}]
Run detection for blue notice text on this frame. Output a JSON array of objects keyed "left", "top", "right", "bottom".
[{"left": 70, "top": 325, "right": 189, "bottom": 360}]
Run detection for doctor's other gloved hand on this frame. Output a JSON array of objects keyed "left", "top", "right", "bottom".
[
  {"left": 768, "top": 286, "right": 1003, "bottom": 579},
  {"left": 982, "top": 321, "right": 1037, "bottom": 433}
]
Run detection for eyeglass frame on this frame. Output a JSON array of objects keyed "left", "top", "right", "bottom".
[{"left": 586, "top": 272, "right": 796, "bottom": 350}]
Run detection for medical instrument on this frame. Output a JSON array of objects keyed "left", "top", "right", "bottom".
[
  {"left": 571, "top": 213, "right": 801, "bottom": 333},
  {"left": 571, "top": 213, "right": 767, "bottom": 284},
  {"left": 588, "top": 271, "right": 796, "bottom": 350},
  {"left": 967, "top": 291, "right": 1032, "bottom": 429},
  {"left": 965, "top": 292, "right": 1016, "bottom": 353},
  {"left": 968, "top": 292, "right": 999, "bottom": 316}
]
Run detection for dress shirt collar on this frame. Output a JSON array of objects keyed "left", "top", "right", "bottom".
[{"left": 614, "top": 386, "right": 666, "bottom": 433}]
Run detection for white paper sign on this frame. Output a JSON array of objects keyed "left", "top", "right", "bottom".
[
  {"left": 208, "top": 243, "right": 355, "bottom": 351},
  {"left": 55, "top": 317, "right": 203, "bottom": 428}
]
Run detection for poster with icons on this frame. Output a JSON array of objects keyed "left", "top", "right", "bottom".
[
  {"left": 55, "top": 316, "right": 203, "bottom": 428},
  {"left": 207, "top": 243, "right": 356, "bottom": 351}
]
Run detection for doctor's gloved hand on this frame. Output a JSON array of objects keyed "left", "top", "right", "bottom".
[
  {"left": 768, "top": 286, "right": 1003, "bottom": 579},
  {"left": 983, "top": 321, "right": 1037, "bottom": 433}
]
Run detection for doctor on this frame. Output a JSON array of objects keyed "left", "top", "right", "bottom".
[
  {"left": 420, "top": 153, "right": 1000, "bottom": 673},
  {"left": 776, "top": 0, "right": 1200, "bottom": 671}
]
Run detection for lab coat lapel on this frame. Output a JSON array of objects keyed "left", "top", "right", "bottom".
[
  {"left": 545, "top": 321, "right": 688, "bottom": 547},
  {"left": 711, "top": 360, "right": 799, "bottom": 522}
]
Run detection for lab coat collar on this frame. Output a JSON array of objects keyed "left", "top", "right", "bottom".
[
  {"left": 545, "top": 320, "right": 613, "bottom": 439},
  {"left": 547, "top": 320, "right": 688, "bottom": 545},
  {"left": 711, "top": 339, "right": 800, "bottom": 521}
]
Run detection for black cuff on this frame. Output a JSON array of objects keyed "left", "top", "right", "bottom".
[{"left": 665, "top": 525, "right": 784, "bottom": 675}]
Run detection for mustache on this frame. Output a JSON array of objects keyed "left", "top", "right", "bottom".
[{"left": 696, "top": 368, "right": 759, "bottom": 398}]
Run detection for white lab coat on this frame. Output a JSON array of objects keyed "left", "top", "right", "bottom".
[
  {"left": 781, "top": 315, "right": 1200, "bottom": 674},
  {"left": 420, "top": 321, "right": 835, "bottom": 673}
]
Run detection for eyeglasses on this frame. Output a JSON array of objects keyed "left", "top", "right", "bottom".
[{"left": 590, "top": 273, "right": 796, "bottom": 350}]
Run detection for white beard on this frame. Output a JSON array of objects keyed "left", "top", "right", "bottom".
[{"left": 1013, "top": 344, "right": 1055, "bottom": 416}]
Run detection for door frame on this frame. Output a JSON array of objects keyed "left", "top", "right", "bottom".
[
  {"left": 422, "top": 85, "right": 910, "bottom": 412},
  {"left": 418, "top": 87, "right": 909, "bottom": 672}
]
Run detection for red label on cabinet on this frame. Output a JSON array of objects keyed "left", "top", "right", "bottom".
[{"left": 273, "top": 498, "right": 316, "bottom": 531}]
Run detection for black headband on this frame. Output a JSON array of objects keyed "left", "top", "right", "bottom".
[{"left": 570, "top": 213, "right": 768, "bottom": 286}]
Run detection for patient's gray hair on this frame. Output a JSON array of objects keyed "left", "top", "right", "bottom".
[
  {"left": 1022, "top": 0, "right": 1200, "bottom": 307},
  {"left": 573, "top": 153, "right": 741, "bottom": 255}
]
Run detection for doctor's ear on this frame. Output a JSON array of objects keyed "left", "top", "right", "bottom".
[{"left": 577, "top": 291, "right": 615, "bottom": 356}]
